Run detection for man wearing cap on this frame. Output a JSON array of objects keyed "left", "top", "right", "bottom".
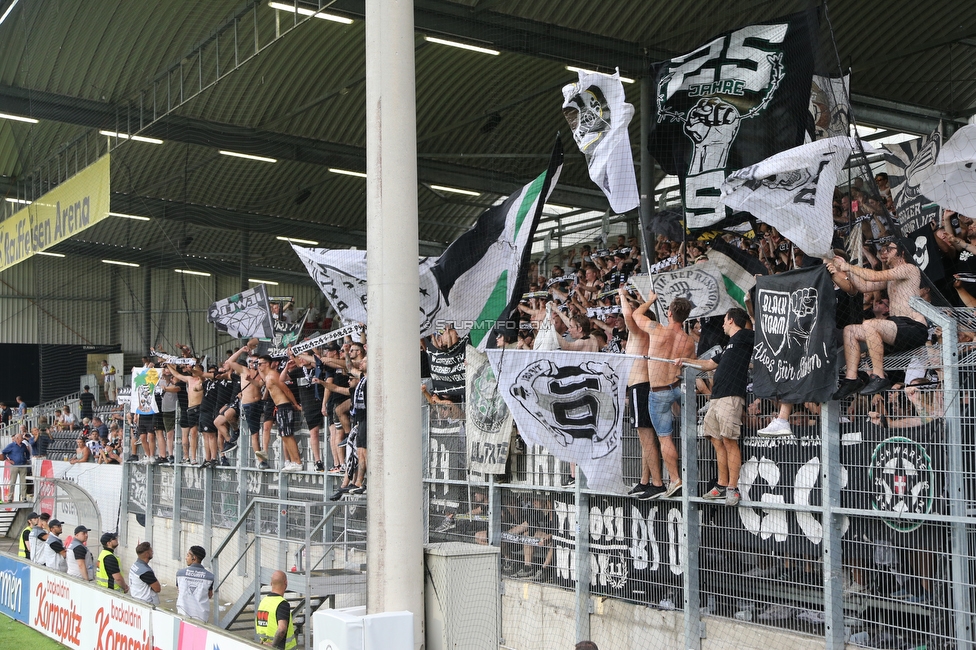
[
  {"left": 43, "top": 520, "right": 68, "bottom": 572},
  {"left": 31, "top": 513, "right": 52, "bottom": 566},
  {"left": 176, "top": 545, "right": 214, "bottom": 622},
  {"left": 128, "top": 542, "right": 161, "bottom": 606},
  {"left": 67, "top": 525, "right": 95, "bottom": 581},
  {"left": 255, "top": 570, "right": 296, "bottom": 649},
  {"left": 18, "top": 512, "right": 39, "bottom": 559},
  {"left": 96, "top": 532, "right": 129, "bottom": 593}
]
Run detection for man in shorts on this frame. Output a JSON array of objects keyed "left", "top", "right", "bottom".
[
  {"left": 619, "top": 287, "right": 659, "bottom": 499},
  {"left": 832, "top": 240, "right": 929, "bottom": 398},
  {"left": 257, "top": 355, "right": 304, "bottom": 471},
  {"left": 224, "top": 342, "right": 270, "bottom": 468},
  {"left": 633, "top": 293, "right": 696, "bottom": 498},
  {"left": 676, "top": 307, "right": 753, "bottom": 506}
]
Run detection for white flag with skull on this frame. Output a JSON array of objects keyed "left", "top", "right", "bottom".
[
  {"left": 561, "top": 69, "right": 639, "bottom": 214},
  {"left": 487, "top": 349, "right": 636, "bottom": 493}
]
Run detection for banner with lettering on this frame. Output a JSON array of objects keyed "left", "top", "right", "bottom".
[
  {"left": 883, "top": 129, "right": 942, "bottom": 235},
  {"left": 30, "top": 569, "right": 153, "bottom": 649},
  {"left": 751, "top": 265, "right": 837, "bottom": 403},
  {"left": 0, "top": 554, "right": 30, "bottom": 623},
  {"left": 647, "top": 14, "right": 815, "bottom": 229},
  {"left": 0, "top": 155, "right": 111, "bottom": 273},
  {"left": 629, "top": 262, "right": 739, "bottom": 321},
  {"left": 465, "top": 346, "right": 513, "bottom": 474}
]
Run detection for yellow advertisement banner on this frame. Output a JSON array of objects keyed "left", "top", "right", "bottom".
[{"left": 0, "top": 154, "right": 111, "bottom": 272}]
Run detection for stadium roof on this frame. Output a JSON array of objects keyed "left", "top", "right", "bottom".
[{"left": 1, "top": 0, "right": 973, "bottom": 283}]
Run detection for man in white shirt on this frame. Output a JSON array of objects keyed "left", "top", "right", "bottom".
[
  {"left": 176, "top": 545, "right": 214, "bottom": 622},
  {"left": 128, "top": 542, "right": 162, "bottom": 606}
]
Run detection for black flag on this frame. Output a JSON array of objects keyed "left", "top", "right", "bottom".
[
  {"left": 647, "top": 13, "right": 816, "bottom": 230},
  {"left": 751, "top": 266, "right": 837, "bottom": 403}
]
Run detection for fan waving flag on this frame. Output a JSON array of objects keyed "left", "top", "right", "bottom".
[
  {"left": 562, "top": 69, "right": 639, "bottom": 214},
  {"left": 917, "top": 124, "right": 976, "bottom": 218},
  {"left": 647, "top": 14, "right": 815, "bottom": 230},
  {"left": 487, "top": 349, "right": 636, "bottom": 494},
  {"left": 207, "top": 284, "right": 275, "bottom": 339},
  {"left": 294, "top": 140, "right": 563, "bottom": 347},
  {"left": 721, "top": 136, "right": 858, "bottom": 259}
]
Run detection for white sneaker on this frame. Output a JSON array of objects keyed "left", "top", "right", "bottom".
[
  {"left": 757, "top": 418, "right": 792, "bottom": 437},
  {"left": 282, "top": 462, "right": 302, "bottom": 472}
]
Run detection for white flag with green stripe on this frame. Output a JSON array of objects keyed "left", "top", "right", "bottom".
[{"left": 294, "top": 140, "right": 563, "bottom": 347}]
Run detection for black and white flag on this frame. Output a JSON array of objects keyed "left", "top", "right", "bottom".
[
  {"left": 294, "top": 141, "right": 562, "bottom": 348},
  {"left": 207, "top": 284, "right": 275, "bottom": 339},
  {"left": 722, "top": 136, "right": 857, "bottom": 258},
  {"left": 562, "top": 69, "right": 639, "bottom": 214},
  {"left": 291, "top": 324, "right": 363, "bottom": 354},
  {"left": 291, "top": 247, "right": 369, "bottom": 326},
  {"left": 917, "top": 124, "right": 976, "bottom": 218},
  {"left": 907, "top": 222, "right": 945, "bottom": 284},
  {"left": 808, "top": 73, "right": 851, "bottom": 140},
  {"left": 751, "top": 265, "right": 837, "bottom": 403},
  {"left": 466, "top": 346, "right": 513, "bottom": 475},
  {"left": 629, "top": 262, "right": 739, "bottom": 321},
  {"left": 261, "top": 313, "right": 308, "bottom": 359},
  {"left": 487, "top": 349, "right": 636, "bottom": 493},
  {"left": 647, "top": 14, "right": 815, "bottom": 229},
  {"left": 883, "top": 128, "right": 942, "bottom": 234}
]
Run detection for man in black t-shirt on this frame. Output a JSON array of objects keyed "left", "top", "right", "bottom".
[
  {"left": 79, "top": 386, "right": 96, "bottom": 421},
  {"left": 676, "top": 308, "right": 754, "bottom": 507}
]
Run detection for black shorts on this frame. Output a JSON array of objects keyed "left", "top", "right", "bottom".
[
  {"left": 275, "top": 404, "right": 297, "bottom": 437},
  {"left": 261, "top": 399, "right": 275, "bottom": 423},
  {"left": 186, "top": 406, "right": 200, "bottom": 428},
  {"left": 301, "top": 399, "right": 324, "bottom": 430},
  {"left": 179, "top": 410, "right": 189, "bottom": 428},
  {"left": 351, "top": 418, "right": 366, "bottom": 448},
  {"left": 199, "top": 408, "right": 217, "bottom": 434},
  {"left": 137, "top": 420, "right": 152, "bottom": 436},
  {"left": 887, "top": 316, "right": 929, "bottom": 353},
  {"left": 152, "top": 412, "right": 165, "bottom": 432},
  {"left": 242, "top": 402, "right": 261, "bottom": 435},
  {"left": 628, "top": 382, "right": 652, "bottom": 429}
]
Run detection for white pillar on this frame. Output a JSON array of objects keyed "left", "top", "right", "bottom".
[{"left": 364, "top": 0, "right": 425, "bottom": 648}]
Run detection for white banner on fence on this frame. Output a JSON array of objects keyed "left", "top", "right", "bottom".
[
  {"left": 465, "top": 345, "right": 513, "bottom": 474},
  {"left": 34, "top": 459, "right": 123, "bottom": 534}
]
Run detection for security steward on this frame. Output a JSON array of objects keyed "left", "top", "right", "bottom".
[
  {"left": 96, "top": 532, "right": 129, "bottom": 594},
  {"left": 18, "top": 511, "right": 39, "bottom": 559},
  {"left": 255, "top": 570, "right": 296, "bottom": 649}
]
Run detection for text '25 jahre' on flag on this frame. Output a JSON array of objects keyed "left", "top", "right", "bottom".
[{"left": 647, "top": 14, "right": 815, "bottom": 230}]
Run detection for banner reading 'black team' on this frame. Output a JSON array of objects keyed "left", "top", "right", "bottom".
[{"left": 752, "top": 265, "right": 837, "bottom": 403}]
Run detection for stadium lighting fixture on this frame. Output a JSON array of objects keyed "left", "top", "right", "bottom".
[
  {"left": 424, "top": 36, "right": 499, "bottom": 56},
  {"left": 430, "top": 184, "right": 480, "bottom": 197},
  {"left": 565, "top": 66, "right": 635, "bottom": 84},
  {"left": 99, "top": 130, "right": 163, "bottom": 144},
  {"left": 175, "top": 269, "right": 211, "bottom": 277},
  {"left": 0, "top": 0, "right": 21, "bottom": 27},
  {"left": 109, "top": 212, "right": 151, "bottom": 221},
  {"left": 102, "top": 259, "right": 140, "bottom": 267},
  {"left": 0, "top": 112, "right": 37, "bottom": 124},
  {"left": 4, "top": 198, "right": 31, "bottom": 205},
  {"left": 249, "top": 278, "right": 279, "bottom": 286},
  {"left": 277, "top": 236, "right": 319, "bottom": 246},
  {"left": 268, "top": 1, "right": 353, "bottom": 24},
  {"left": 328, "top": 168, "right": 367, "bottom": 178},
  {"left": 36, "top": 251, "right": 65, "bottom": 258},
  {"left": 219, "top": 150, "right": 277, "bottom": 163}
]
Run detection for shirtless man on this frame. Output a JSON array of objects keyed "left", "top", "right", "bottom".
[
  {"left": 552, "top": 311, "right": 600, "bottom": 352},
  {"left": 632, "top": 292, "right": 696, "bottom": 498},
  {"left": 224, "top": 342, "right": 271, "bottom": 469},
  {"left": 257, "top": 355, "right": 304, "bottom": 471},
  {"left": 619, "top": 287, "right": 658, "bottom": 499},
  {"left": 167, "top": 364, "right": 204, "bottom": 465},
  {"left": 832, "top": 240, "right": 928, "bottom": 398}
]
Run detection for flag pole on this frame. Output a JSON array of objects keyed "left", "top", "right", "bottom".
[{"left": 365, "top": 0, "right": 424, "bottom": 646}]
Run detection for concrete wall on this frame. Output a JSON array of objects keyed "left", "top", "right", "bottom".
[{"left": 500, "top": 579, "right": 827, "bottom": 650}]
